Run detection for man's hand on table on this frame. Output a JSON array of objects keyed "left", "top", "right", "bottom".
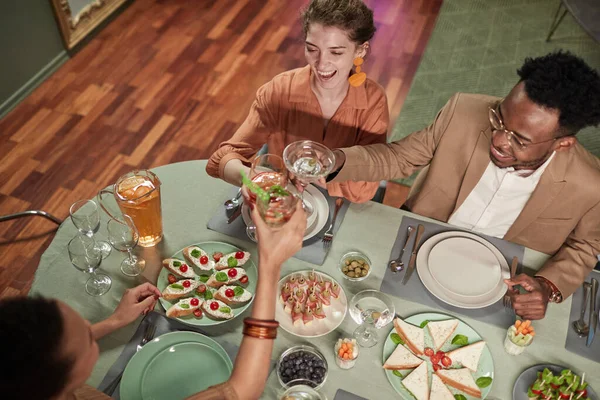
[
  {"left": 251, "top": 202, "right": 306, "bottom": 274},
  {"left": 505, "top": 274, "right": 551, "bottom": 320},
  {"left": 110, "top": 283, "right": 162, "bottom": 328}
]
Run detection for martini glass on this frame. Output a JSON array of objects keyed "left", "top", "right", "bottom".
[
  {"left": 349, "top": 290, "right": 395, "bottom": 348},
  {"left": 282, "top": 141, "right": 335, "bottom": 216}
]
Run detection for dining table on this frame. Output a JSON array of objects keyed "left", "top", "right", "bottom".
[{"left": 29, "top": 159, "right": 600, "bottom": 400}]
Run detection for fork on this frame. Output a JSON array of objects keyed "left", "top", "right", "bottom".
[
  {"left": 322, "top": 197, "right": 344, "bottom": 251},
  {"left": 105, "top": 323, "right": 157, "bottom": 395},
  {"left": 503, "top": 256, "right": 519, "bottom": 311}
]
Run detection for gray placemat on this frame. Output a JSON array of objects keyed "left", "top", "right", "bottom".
[
  {"left": 565, "top": 271, "right": 600, "bottom": 362},
  {"left": 380, "top": 216, "right": 525, "bottom": 328},
  {"left": 207, "top": 187, "right": 350, "bottom": 265},
  {"left": 334, "top": 389, "right": 369, "bottom": 400},
  {"left": 98, "top": 311, "right": 241, "bottom": 399}
]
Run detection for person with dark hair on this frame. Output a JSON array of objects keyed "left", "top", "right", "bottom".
[
  {"left": 207, "top": 0, "right": 388, "bottom": 203},
  {"left": 0, "top": 203, "right": 306, "bottom": 400},
  {"left": 328, "top": 51, "right": 600, "bottom": 320}
]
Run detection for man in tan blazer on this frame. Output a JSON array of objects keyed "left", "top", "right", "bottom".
[{"left": 329, "top": 51, "right": 600, "bottom": 320}]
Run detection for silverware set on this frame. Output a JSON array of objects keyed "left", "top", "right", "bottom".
[
  {"left": 225, "top": 189, "right": 243, "bottom": 224},
  {"left": 386, "top": 224, "right": 425, "bottom": 285},
  {"left": 105, "top": 323, "right": 157, "bottom": 395},
  {"left": 322, "top": 197, "right": 344, "bottom": 251},
  {"left": 503, "top": 256, "right": 519, "bottom": 311},
  {"left": 570, "top": 278, "right": 598, "bottom": 347}
]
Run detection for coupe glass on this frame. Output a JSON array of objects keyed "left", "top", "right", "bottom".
[
  {"left": 107, "top": 214, "right": 145, "bottom": 277},
  {"left": 70, "top": 199, "right": 112, "bottom": 258},
  {"left": 282, "top": 141, "right": 335, "bottom": 216},
  {"left": 349, "top": 290, "right": 395, "bottom": 348},
  {"left": 67, "top": 234, "right": 112, "bottom": 296}
]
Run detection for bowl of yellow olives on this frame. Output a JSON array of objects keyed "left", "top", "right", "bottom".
[{"left": 339, "top": 251, "right": 371, "bottom": 281}]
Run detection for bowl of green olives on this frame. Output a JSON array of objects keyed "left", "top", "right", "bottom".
[{"left": 339, "top": 251, "right": 371, "bottom": 281}]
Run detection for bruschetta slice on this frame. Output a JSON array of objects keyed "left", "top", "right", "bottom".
[
  {"left": 183, "top": 246, "right": 215, "bottom": 273},
  {"left": 206, "top": 268, "right": 247, "bottom": 288},
  {"left": 214, "top": 285, "right": 253, "bottom": 306},
  {"left": 214, "top": 251, "right": 251, "bottom": 270},
  {"left": 162, "top": 258, "right": 196, "bottom": 279},
  {"left": 166, "top": 297, "right": 202, "bottom": 318},
  {"left": 162, "top": 279, "right": 199, "bottom": 300},
  {"left": 202, "top": 299, "right": 234, "bottom": 320}
]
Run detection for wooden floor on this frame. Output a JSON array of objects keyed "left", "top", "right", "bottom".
[{"left": 0, "top": 0, "right": 442, "bottom": 298}]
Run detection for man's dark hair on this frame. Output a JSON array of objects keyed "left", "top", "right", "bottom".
[
  {"left": 301, "top": 0, "right": 376, "bottom": 45},
  {"left": 0, "top": 297, "right": 72, "bottom": 400},
  {"left": 517, "top": 51, "right": 600, "bottom": 134}
]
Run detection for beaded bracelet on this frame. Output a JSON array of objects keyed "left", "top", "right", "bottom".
[{"left": 243, "top": 318, "right": 279, "bottom": 339}]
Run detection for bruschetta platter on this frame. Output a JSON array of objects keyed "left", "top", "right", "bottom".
[
  {"left": 157, "top": 242, "right": 257, "bottom": 326},
  {"left": 382, "top": 312, "right": 494, "bottom": 400}
]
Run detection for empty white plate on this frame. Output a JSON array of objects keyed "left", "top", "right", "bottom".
[
  {"left": 428, "top": 237, "right": 501, "bottom": 297},
  {"left": 416, "top": 231, "right": 510, "bottom": 309}
]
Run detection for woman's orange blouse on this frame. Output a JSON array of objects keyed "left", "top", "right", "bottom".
[{"left": 206, "top": 65, "right": 389, "bottom": 203}]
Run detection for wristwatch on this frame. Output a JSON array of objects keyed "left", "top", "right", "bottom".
[{"left": 535, "top": 276, "right": 563, "bottom": 303}]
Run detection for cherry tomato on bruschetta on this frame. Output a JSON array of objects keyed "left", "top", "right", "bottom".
[
  {"left": 212, "top": 252, "right": 223, "bottom": 262},
  {"left": 424, "top": 348, "right": 434, "bottom": 357},
  {"left": 228, "top": 269, "right": 238, "bottom": 278},
  {"left": 190, "top": 298, "right": 200, "bottom": 306},
  {"left": 235, "top": 251, "right": 245, "bottom": 259},
  {"left": 179, "top": 264, "right": 188, "bottom": 273},
  {"left": 183, "top": 280, "right": 191, "bottom": 288},
  {"left": 210, "top": 301, "right": 219, "bottom": 310},
  {"left": 200, "top": 255, "right": 209, "bottom": 265},
  {"left": 193, "top": 309, "right": 203, "bottom": 318},
  {"left": 225, "top": 288, "right": 235, "bottom": 297},
  {"left": 196, "top": 284, "right": 206, "bottom": 294},
  {"left": 239, "top": 276, "right": 248, "bottom": 284},
  {"left": 167, "top": 274, "right": 177, "bottom": 284},
  {"left": 441, "top": 356, "right": 452, "bottom": 367}
]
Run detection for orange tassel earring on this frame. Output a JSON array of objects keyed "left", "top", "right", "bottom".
[{"left": 348, "top": 57, "right": 366, "bottom": 87}]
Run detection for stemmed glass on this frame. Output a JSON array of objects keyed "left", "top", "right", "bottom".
[
  {"left": 349, "top": 290, "right": 395, "bottom": 348},
  {"left": 107, "top": 214, "right": 145, "bottom": 277},
  {"left": 70, "top": 200, "right": 112, "bottom": 259},
  {"left": 68, "top": 235, "right": 112, "bottom": 296},
  {"left": 282, "top": 141, "right": 336, "bottom": 216}
]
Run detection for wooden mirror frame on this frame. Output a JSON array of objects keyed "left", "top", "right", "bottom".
[{"left": 50, "top": 0, "right": 129, "bottom": 49}]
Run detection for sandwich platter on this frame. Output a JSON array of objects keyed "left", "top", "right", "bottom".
[
  {"left": 157, "top": 241, "right": 258, "bottom": 326},
  {"left": 382, "top": 312, "right": 494, "bottom": 400}
]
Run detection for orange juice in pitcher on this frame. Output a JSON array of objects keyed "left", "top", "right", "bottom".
[{"left": 99, "top": 170, "right": 163, "bottom": 247}]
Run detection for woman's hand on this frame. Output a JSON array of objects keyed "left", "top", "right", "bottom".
[
  {"left": 110, "top": 283, "right": 162, "bottom": 328},
  {"left": 250, "top": 202, "right": 306, "bottom": 272}
]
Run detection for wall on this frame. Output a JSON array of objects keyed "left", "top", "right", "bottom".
[{"left": 0, "top": 1, "right": 68, "bottom": 118}]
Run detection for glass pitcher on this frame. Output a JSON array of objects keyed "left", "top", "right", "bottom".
[{"left": 98, "top": 170, "right": 163, "bottom": 247}]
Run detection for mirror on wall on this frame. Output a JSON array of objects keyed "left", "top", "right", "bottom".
[{"left": 50, "top": 0, "right": 129, "bottom": 49}]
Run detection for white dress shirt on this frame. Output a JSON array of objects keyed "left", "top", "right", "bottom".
[{"left": 448, "top": 153, "right": 556, "bottom": 238}]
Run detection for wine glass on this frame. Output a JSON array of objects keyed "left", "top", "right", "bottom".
[
  {"left": 349, "top": 290, "right": 395, "bottom": 348},
  {"left": 282, "top": 141, "right": 336, "bottom": 216},
  {"left": 247, "top": 154, "right": 288, "bottom": 204},
  {"left": 70, "top": 200, "right": 112, "bottom": 258},
  {"left": 107, "top": 214, "right": 145, "bottom": 277},
  {"left": 67, "top": 234, "right": 112, "bottom": 296}
]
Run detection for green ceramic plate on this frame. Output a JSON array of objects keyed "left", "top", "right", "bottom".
[
  {"left": 120, "top": 331, "right": 233, "bottom": 400},
  {"left": 382, "top": 312, "right": 495, "bottom": 400},
  {"left": 157, "top": 241, "right": 257, "bottom": 326}
]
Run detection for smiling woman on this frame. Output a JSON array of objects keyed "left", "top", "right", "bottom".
[{"left": 206, "top": 0, "right": 389, "bottom": 204}]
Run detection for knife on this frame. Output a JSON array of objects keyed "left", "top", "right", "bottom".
[
  {"left": 587, "top": 278, "right": 598, "bottom": 347},
  {"left": 402, "top": 224, "right": 425, "bottom": 285},
  {"left": 227, "top": 203, "right": 243, "bottom": 224}
]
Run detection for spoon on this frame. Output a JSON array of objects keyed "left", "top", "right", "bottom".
[
  {"left": 389, "top": 226, "right": 414, "bottom": 273},
  {"left": 224, "top": 189, "right": 242, "bottom": 211},
  {"left": 573, "top": 281, "right": 591, "bottom": 337}
]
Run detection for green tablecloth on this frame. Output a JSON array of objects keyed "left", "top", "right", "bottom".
[{"left": 30, "top": 160, "right": 599, "bottom": 399}]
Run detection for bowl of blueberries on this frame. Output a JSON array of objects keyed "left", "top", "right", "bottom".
[{"left": 277, "top": 345, "right": 328, "bottom": 390}]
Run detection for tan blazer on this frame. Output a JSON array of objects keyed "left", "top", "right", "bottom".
[{"left": 333, "top": 93, "right": 600, "bottom": 298}]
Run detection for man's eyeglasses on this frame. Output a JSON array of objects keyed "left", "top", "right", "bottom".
[{"left": 488, "top": 103, "right": 556, "bottom": 151}]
